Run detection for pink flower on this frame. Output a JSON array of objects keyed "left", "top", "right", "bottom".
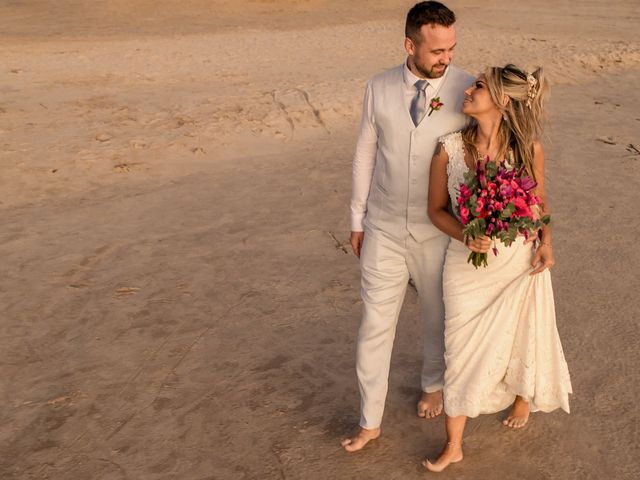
[
  {"left": 457, "top": 161, "right": 550, "bottom": 268},
  {"left": 460, "top": 206, "right": 470, "bottom": 224},
  {"left": 520, "top": 176, "right": 537, "bottom": 191},
  {"left": 513, "top": 197, "right": 533, "bottom": 218},
  {"left": 427, "top": 97, "right": 444, "bottom": 116},
  {"left": 458, "top": 184, "right": 472, "bottom": 204},
  {"left": 500, "top": 182, "right": 513, "bottom": 194}
]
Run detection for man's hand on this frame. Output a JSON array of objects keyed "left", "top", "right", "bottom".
[{"left": 350, "top": 231, "right": 365, "bottom": 258}]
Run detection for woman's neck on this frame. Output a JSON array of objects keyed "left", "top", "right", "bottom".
[{"left": 474, "top": 116, "right": 503, "bottom": 160}]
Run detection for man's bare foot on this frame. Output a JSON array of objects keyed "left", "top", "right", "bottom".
[
  {"left": 503, "top": 396, "right": 530, "bottom": 429},
  {"left": 417, "top": 390, "right": 443, "bottom": 419},
  {"left": 340, "top": 427, "right": 381, "bottom": 452},
  {"left": 422, "top": 441, "right": 463, "bottom": 472}
]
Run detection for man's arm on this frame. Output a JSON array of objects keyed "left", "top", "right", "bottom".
[{"left": 349, "top": 81, "right": 377, "bottom": 257}]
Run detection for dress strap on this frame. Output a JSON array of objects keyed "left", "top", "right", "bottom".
[{"left": 439, "top": 132, "right": 468, "bottom": 220}]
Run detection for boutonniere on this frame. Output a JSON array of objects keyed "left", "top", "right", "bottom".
[{"left": 428, "top": 97, "right": 444, "bottom": 116}]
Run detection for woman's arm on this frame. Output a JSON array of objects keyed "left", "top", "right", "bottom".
[
  {"left": 530, "top": 141, "right": 555, "bottom": 274},
  {"left": 428, "top": 143, "right": 489, "bottom": 252},
  {"left": 427, "top": 143, "right": 465, "bottom": 242}
]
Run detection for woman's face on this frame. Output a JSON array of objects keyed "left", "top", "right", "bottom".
[{"left": 462, "top": 75, "right": 500, "bottom": 118}]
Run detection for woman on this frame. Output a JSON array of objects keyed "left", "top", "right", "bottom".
[{"left": 423, "top": 64, "right": 572, "bottom": 472}]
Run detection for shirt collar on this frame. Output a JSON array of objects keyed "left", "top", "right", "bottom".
[{"left": 403, "top": 58, "right": 448, "bottom": 91}]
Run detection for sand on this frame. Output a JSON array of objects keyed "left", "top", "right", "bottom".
[{"left": 1, "top": 1, "right": 639, "bottom": 478}]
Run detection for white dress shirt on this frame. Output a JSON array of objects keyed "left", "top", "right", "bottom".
[{"left": 350, "top": 60, "right": 448, "bottom": 231}]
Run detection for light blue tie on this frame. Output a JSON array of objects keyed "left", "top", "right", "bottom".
[{"left": 410, "top": 79, "right": 428, "bottom": 126}]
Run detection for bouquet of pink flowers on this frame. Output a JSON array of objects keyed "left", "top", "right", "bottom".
[{"left": 457, "top": 159, "right": 550, "bottom": 268}]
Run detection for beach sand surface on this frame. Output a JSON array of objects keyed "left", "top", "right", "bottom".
[{"left": 1, "top": 1, "right": 639, "bottom": 478}]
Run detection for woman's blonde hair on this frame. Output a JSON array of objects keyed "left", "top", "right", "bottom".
[{"left": 462, "top": 64, "right": 548, "bottom": 180}]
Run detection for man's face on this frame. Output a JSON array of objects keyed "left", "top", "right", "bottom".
[{"left": 405, "top": 24, "right": 457, "bottom": 79}]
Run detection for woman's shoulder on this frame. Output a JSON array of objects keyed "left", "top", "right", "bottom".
[
  {"left": 533, "top": 140, "right": 544, "bottom": 154},
  {"left": 532, "top": 140, "right": 545, "bottom": 168}
]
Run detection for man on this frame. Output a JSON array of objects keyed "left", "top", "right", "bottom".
[{"left": 341, "top": 1, "right": 474, "bottom": 452}]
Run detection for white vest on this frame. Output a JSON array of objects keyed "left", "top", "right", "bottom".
[{"left": 364, "top": 64, "right": 474, "bottom": 242}]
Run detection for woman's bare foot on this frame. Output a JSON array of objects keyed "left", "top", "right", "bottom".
[
  {"left": 422, "top": 441, "right": 463, "bottom": 472},
  {"left": 417, "top": 390, "right": 443, "bottom": 419},
  {"left": 503, "top": 396, "right": 530, "bottom": 429},
  {"left": 340, "top": 427, "right": 381, "bottom": 452}
]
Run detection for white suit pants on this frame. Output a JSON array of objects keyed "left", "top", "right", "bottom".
[{"left": 356, "top": 226, "right": 449, "bottom": 429}]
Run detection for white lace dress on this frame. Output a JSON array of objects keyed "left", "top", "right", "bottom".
[{"left": 439, "top": 132, "right": 572, "bottom": 418}]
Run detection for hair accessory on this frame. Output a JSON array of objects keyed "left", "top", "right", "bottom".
[{"left": 526, "top": 73, "right": 538, "bottom": 108}]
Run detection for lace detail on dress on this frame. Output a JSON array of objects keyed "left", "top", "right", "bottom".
[{"left": 439, "top": 131, "right": 469, "bottom": 220}]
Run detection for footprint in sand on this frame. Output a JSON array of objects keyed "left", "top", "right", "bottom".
[
  {"left": 95, "top": 133, "right": 113, "bottom": 142},
  {"left": 271, "top": 88, "right": 329, "bottom": 135},
  {"left": 46, "top": 390, "right": 86, "bottom": 407},
  {"left": 115, "top": 286, "right": 140, "bottom": 297},
  {"left": 113, "top": 162, "right": 145, "bottom": 173},
  {"left": 626, "top": 144, "right": 639, "bottom": 156},
  {"left": 174, "top": 115, "right": 195, "bottom": 127},
  {"left": 129, "top": 140, "right": 148, "bottom": 149},
  {"left": 596, "top": 136, "right": 616, "bottom": 145},
  {"left": 113, "top": 163, "right": 131, "bottom": 173}
]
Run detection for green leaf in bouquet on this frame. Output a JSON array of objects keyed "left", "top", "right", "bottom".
[
  {"left": 463, "top": 170, "right": 478, "bottom": 187},
  {"left": 486, "top": 161, "right": 498, "bottom": 177},
  {"left": 541, "top": 214, "right": 551, "bottom": 225},
  {"left": 469, "top": 195, "right": 478, "bottom": 214},
  {"left": 500, "top": 202, "right": 515, "bottom": 219},
  {"left": 463, "top": 218, "right": 486, "bottom": 238},
  {"left": 475, "top": 218, "right": 487, "bottom": 235},
  {"left": 518, "top": 218, "right": 532, "bottom": 231},
  {"left": 498, "top": 225, "right": 515, "bottom": 247}
]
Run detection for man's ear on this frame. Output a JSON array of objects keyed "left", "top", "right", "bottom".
[{"left": 404, "top": 37, "right": 415, "bottom": 56}]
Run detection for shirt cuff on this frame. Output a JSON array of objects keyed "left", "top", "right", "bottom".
[{"left": 351, "top": 213, "right": 366, "bottom": 232}]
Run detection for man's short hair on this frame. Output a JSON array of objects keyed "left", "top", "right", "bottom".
[{"left": 405, "top": 1, "right": 456, "bottom": 43}]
